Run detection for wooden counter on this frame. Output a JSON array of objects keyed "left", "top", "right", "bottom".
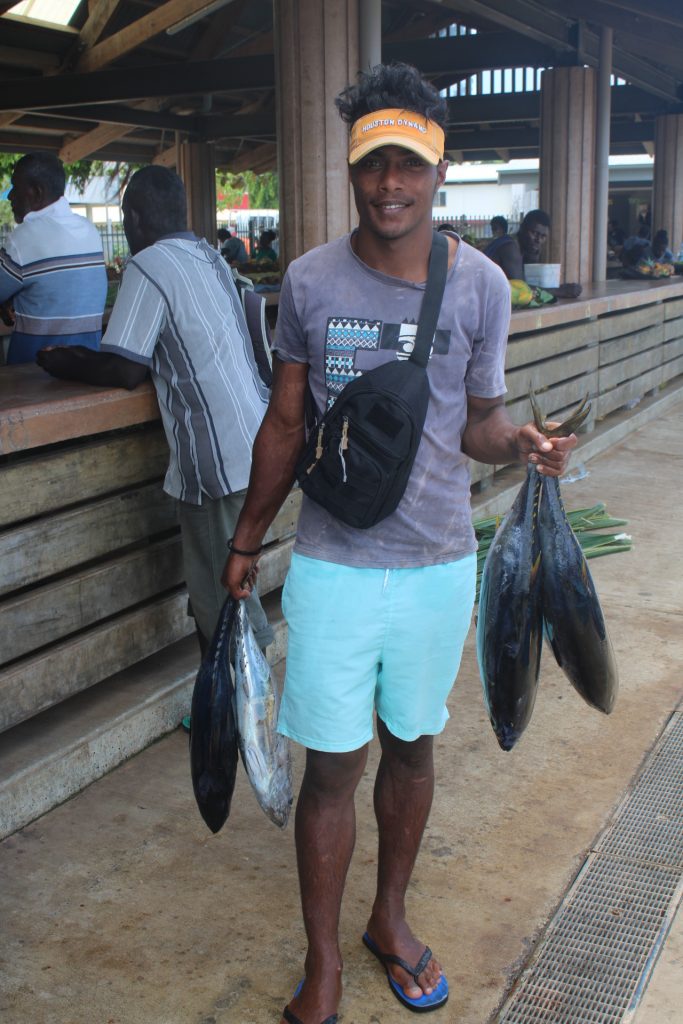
[
  {"left": 2, "top": 275, "right": 683, "bottom": 738},
  {"left": 0, "top": 367, "right": 295, "bottom": 739},
  {"left": 0, "top": 364, "right": 159, "bottom": 454},
  {"left": 468, "top": 275, "right": 683, "bottom": 488}
]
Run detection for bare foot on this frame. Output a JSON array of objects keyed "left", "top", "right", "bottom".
[
  {"left": 365, "top": 912, "right": 443, "bottom": 1000},
  {"left": 280, "top": 963, "right": 342, "bottom": 1024}
]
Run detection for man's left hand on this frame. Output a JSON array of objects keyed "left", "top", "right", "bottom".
[
  {"left": 515, "top": 422, "right": 577, "bottom": 477},
  {"left": 0, "top": 302, "right": 14, "bottom": 327}
]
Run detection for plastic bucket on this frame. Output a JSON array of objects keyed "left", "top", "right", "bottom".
[{"left": 524, "top": 263, "right": 561, "bottom": 288}]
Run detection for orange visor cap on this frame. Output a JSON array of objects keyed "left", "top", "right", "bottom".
[{"left": 349, "top": 108, "right": 445, "bottom": 166}]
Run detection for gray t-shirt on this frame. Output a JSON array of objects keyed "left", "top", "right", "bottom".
[{"left": 273, "top": 232, "right": 510, "bottom": 568}]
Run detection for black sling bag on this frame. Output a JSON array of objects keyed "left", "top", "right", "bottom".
[{"left": 294, "top": 230, "right": 448, "bottom": 529}]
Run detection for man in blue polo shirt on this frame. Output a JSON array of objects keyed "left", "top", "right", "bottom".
[{"left": 0, "top": 152, "right": 107, "bottom": 365}]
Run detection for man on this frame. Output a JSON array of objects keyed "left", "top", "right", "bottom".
[
  {"left": 651, "top": 229, "right": 674, "bottom": 263},
  {"left": 483, "top": 214, "right": 511, "bottom": 259},
  {"left": 217, "top": 226, "right": 248, "bottom": 265},
  {"left": 487, "top": 209, "right": 582, "bottom": 299},
  {"left": 223, "top": 63, "right": 576, "bottom": 1024},
  {"left": 0, "top": 152, "right": 107, "bottom": 364},
  {"left": 37, "top": 165, "right": 272, "bottom": 655}
]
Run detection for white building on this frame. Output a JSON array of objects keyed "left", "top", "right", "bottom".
[{"left": 433, "top": 155, "right": 654, "bottom": 238}]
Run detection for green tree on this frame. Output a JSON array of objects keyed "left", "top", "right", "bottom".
[
  {"left": 216, "top": 169, "right": 279, "bottom": 210},
  {"left": 0, "top": 153, "right": 141, "bottom": 228}
]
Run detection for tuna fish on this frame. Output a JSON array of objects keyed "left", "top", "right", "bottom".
[
  {"left": 529, "top": 388, "right": 618, "bottom": 714},
  {"left": 538, "top": 474, "right": 619, "bottom": 714},
  {"left": 233, "top": 600, "right": 293, "bottom": 828},
  {"left": 189, "top": 597, "right": 239, "bottom": 834},
  {"left": 476, "top": 464, "right": 544, "bottom": 751}
]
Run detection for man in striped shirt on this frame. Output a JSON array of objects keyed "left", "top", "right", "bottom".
[
  {"left": 0, "top": 152, "right": 107, "bottom": 365},
  {"left": 37, "top": 165, "right": 273, "bottom": 654}
]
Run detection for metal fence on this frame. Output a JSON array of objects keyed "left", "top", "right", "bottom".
[
  {"left": 433, "top": 214, "right": 521, "bottom": 240},
  {"left": 1, "top": 214, "right": 518, "bottom": 259}
]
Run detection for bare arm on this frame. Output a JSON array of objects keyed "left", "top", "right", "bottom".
[
  {"left": 36, "top": 345, "right": 149, "bottom": 390},
  {"left": 492, "top": 238, "right": 524, "bottom": 280},
  {"left": 462, "top": 395, "right": 576, "bottom": 475},
  {"left": 222, "top": 356, "right": 309, "bottom": 599}
]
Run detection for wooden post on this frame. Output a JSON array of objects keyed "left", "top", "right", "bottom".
[
  {"left": 178, "top": 141, "right": 217, "bottom": 244},
  {"left": 593, "top": 27, "right": 613, "bottom": 284},
  {"left": 359, "top": 0, "right": 381, "bottom": 72},
  {"left": 274, "top": 0, "right": 360, "bottom": 268},
  {"left": 653, "top": 114, "right": 683, "bottom": 257},
  {"left": 539, "top": 66, "right": 597, "bottom": 285}
]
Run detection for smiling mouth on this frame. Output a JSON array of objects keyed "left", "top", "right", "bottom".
[{"left": 374, "top": 201, "right": 409, "bottom": 211}]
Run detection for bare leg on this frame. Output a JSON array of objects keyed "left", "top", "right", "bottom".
[
  {"left": 282, "top": 744, "right": 368, "bottom": 1024},
  {"left": 365, "top": 718, "right": 442, "bottom": 1000}
]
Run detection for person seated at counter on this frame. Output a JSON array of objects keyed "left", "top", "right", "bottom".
[
  {"left": 37, "top": 165, "right": 273, "bottom": 658},
  {"left": 608, "top": 218, "right": 625, "bottom": 251},
  {"left": 254, "top": 229, "right": 278, "bottom": 262},
  {"left": 485, "top": 209, "right": 582, "bottom": 300},
  {"left": 217, "top": 226, "right": 247, "bottom": 265},
  {"left": 620, "top": 226, "right": 652, "bottom": 269},
  {"left": 0, "top": 152, "right": 107, "bottom": 365},
  {"left": 483, "top": 215, "right": 512, "bottom": 259},
  {"left": 651, "top": 229, "right": 674, "bottom": 263}
]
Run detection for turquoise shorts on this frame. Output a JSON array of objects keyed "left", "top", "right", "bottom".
[{"left": 278, "top": 552, "right": 477, "bottom": 752}]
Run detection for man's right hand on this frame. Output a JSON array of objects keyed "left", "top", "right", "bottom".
[
  {"left": 222, "top": 551, "right": 260, "bottom": 601},
  {"left": 0, "top": 302, "right": 14, "bottom": 327}
]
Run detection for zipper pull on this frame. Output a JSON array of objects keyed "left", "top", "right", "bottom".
[
  {"left": 315, "top": 424, "right": 325, "bottom": 460},
  {"left": 306, "top": 425, "right": 325, "bottom": 474},
  {"left": 341, "top": 416, "right": 349, "bottom": 451}
]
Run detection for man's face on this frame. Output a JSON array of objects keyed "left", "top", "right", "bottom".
[
  {"left": 519, "top": 220, "right": 549, "bottom": 261},
  {"left": 8, "top": 167, "right": 40, "bottom": 224},
  {"left": 350, "top": 145, "right": 448, "bottom": 243}
]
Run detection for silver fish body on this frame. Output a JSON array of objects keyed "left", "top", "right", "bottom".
[
  {"left": 539, "top": 475, "right": 619, "bottom": 714},
  {"left": 476, "top": 466, "right": 544, "bottom": 751},
  {"left": 233, "top": 600, "right": 293, "bottom": 827}
]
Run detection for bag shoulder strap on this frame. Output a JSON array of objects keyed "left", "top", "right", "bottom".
[
  {"left": 233, "top": 275, "right": 274, "bottom": 388},
  {"left": 410, "top": 230, "right": 449, "bottom": 369}
]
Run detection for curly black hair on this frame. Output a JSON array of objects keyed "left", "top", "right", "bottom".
[{"left": 335, "top": 62, "right": 448, "bottom": 128}]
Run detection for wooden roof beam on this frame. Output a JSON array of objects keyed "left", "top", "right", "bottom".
[
  {"left": 436, "top": 0, "right": 575, "bottom": 51},
  {"left": 76, "top": 0, "right": 239, "bottom": 73},
  {"left": 384, "top": 32, "right": 561, "bottom": 74},
  {"left": 0, "top": 44, "right": 60, "bottom": 71},
  {"left": 79, "top": 0, "right": 123, "bottom": 50},
  {"left": 0, "top": 111, "right": 20, "bottom": 129},
  {"left": 554, "top": 0, "right": 683, "bottom": 74},
  {"left": 223, "top": 142, "right": 276, "bottom": 173},
  {"left": 0, "top": 55, "right": 275, "bottom": 111},
  {"left": 59, "top": 122, "right": 135, "bottom": 162},
  {"left": 57, "top": 99, "right": 167, "bottom": 161},
  {"left": 41, "top": 104, "right": 200, "bottom": 133},
  {"left": 190, "top": 0, "right": 248, "bottom": 60},
  {"left": 594, "top": 0, "right": 683, "bottom": 29}
]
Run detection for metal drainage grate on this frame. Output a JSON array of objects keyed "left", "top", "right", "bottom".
[{"left": 496, "top": 709, "right": 683, "bottom": 1024}]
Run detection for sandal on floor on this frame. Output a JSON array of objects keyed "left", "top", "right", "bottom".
[
  {"left": 282, "top": 980, "right": 338, "bottom": 1024},
  {"left": 362, "top": 932, "right": 449, "bottom": 1013}
]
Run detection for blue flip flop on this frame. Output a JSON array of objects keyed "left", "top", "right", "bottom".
[
  {"left": 282, "top": 979, "right": 338, "bottom": 1024},
  {"left": 362, "top": 932, "right": 449, "bottom": 1013}
]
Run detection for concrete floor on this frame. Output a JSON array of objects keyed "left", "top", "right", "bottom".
[{"left": 1, "top": 404, "right": 682, "bottom": 1024}]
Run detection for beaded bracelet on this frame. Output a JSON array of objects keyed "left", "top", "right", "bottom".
[{"left": 227, "top": 537, "right": 263, "bottom": 557}]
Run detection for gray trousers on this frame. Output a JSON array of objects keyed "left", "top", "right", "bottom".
[{"left": 177, "top": 490, "right": 274, "bottom": 651}]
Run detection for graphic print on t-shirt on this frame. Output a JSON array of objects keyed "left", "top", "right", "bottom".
[{"left": 324, "top": 316, "right": 450, "bottom": 409}]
